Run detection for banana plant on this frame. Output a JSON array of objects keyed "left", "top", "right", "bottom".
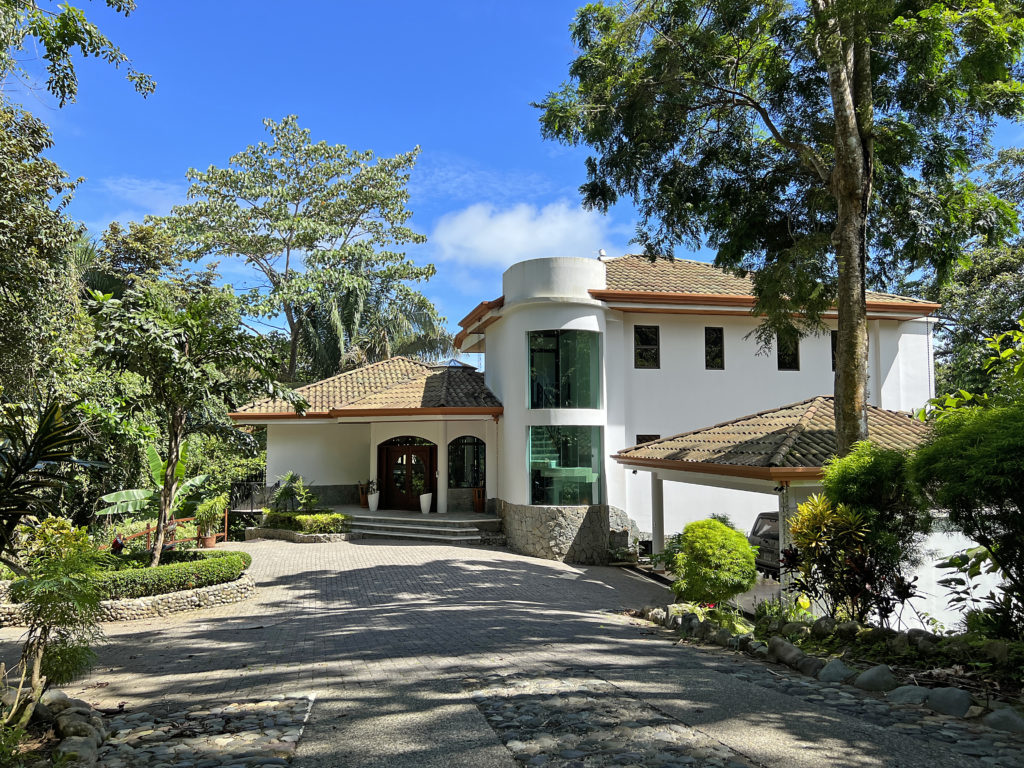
[{"left": 98, "top": 443, "right": 207, "bottom": 519}]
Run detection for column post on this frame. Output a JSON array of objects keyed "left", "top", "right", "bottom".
[
  {"left": 651, "top": 474, "right": 665, "bottom": 557},
  {"left": 437, "top": 421, "right": 449, "bottom": 514}
]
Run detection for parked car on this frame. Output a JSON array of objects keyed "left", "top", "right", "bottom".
[{"left": 748, "top": 512, "right": 779, "bottom": 578}]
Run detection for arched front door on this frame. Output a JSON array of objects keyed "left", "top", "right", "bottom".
[{"left": 380, "top": 438, "right": 436, "bottom": 511}]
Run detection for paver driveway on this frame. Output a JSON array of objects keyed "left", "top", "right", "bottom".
[{"left": 0, "top": 540, "right": 1001, "bottom": 768}]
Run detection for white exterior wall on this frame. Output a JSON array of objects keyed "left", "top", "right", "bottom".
[
  {"left": 481, "top": 257, "right": 937, "bottom": 541},
  {"left": 266, "top": 422, "right": 370, "bottom": 486}
]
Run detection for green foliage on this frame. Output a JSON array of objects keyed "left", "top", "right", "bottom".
[
  {"left": 269, "top": 472, "right": 321, "bottom": 514},
  {"left": 667, "top": 519, "right": 757, "bottom": 605},
  {"left": 261, "top": 510, "right": 348, "bottom": 535},
  {"left": 89, "top": 280, "right": 303, "bottom": 564},
  {"left": 676, "top": 602, "right": 755, "bottom": 635},
  {"left": 784, "top": 491, "right": 922, "bottom": 625},
  {"left": 709, "top": 513, "right": 736, "bottom": 530},
  {"left": 184, "top": 431, "right": 265, "bottom": 497},
  {"left": 0, "top": 722, "right": 30, "bottom": 768},
  {"left": 194, "top": 493, "right": 227, "bottom": 537},
  {"left": 97, "top": 442, "right": 206, "bottom": 518},
  {"left": 94, "top": 515, "right": 197, "bottom": 555},
  {"left": 537, "top": 0, "right": 1024, "bottom": 450},
  {"left": 0, "top": 0, "right": 154, "bottom": 106},
  {"left": 753, "top": 594, "right": 815, "bottom": 625},
  {"left": 0, "top": 103, "right": 82, "bottom": 399},
  {"left": 166, "top": 114, "right": 447, "bottom": 380},
  {"left": 5, "top": 520, "right": 106, "bottom": 727},
  {"left": 913, "top": 404, "right": 1024, "bottom": 637},
  {"left": 933, "top": 238, "right": 1024, "bottom": 398},
  {"left": 0, "top": 399, "right": 99, "bottom": 562},
  {"left": 93, "top": 551, "right": 250, "bottom": 599}
]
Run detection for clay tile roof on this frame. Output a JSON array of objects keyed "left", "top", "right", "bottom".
[
  {"left": 602, "top": 254, "right": 934, "bottom": 306},
  {"left": 616, "top": 396, "right": 930, "bottom": 471},
  {"left": 231, "top": 357, "right": 501, "bottom": 417}
]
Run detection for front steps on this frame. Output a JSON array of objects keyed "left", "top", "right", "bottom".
[{"left": 347, "top": 511, "right": 502, "bottom": 545}]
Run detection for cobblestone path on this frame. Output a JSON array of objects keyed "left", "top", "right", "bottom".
[{"left": 0, "top": 539, "right": 1016, "bottom": 767}]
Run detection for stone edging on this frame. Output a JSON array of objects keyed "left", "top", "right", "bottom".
[
  {"left": 245, "top": 526, "right": 361, "bottom": 544},
  {"left": 0, "top": 573, "right": 256, "bottom": 626},
  {"left": 45, "top": 688, "right": 107, "bottom": 766},
  {"left": 640, "top": 604, "right": 1024, "bottom": 734}
]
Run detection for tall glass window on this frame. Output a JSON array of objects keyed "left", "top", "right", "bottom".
[
  {"left": 528, "top": 426, "right": 603, "bottom": 505},
  {"left": 448, "top": 436, "right": 485, "bottom": 489},
  {"left": 528, "top": 330, "right": 600, "bottom": 409}
]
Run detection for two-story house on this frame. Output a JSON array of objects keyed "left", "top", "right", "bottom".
[{"left": 231, "top": 254, "right": 939, "bottom": 562}]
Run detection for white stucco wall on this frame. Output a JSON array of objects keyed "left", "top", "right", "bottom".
[{"left": 266, "top": 422, "right": 370, "bottom": 486}]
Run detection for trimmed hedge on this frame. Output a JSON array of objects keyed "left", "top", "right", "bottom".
[
  {"left": 261, "top": 510, "right": 348, "bottom": 534},
  {"left": 95, "top": 551, "right": 252, "bottom": 600}
]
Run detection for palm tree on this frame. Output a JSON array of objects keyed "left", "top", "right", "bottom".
[{"left": 298, "top": 275, "right": 454, "bottom": 380}]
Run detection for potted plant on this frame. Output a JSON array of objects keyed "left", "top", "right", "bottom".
[
  {"left": 194, "top": 492, "right": 228, "bottom": 548},
  {"left": 366, "top": 479, "right": 380, "bottom": 513},
  {"left": 411, "top": 474, "right": 432, "bottom": 514}
]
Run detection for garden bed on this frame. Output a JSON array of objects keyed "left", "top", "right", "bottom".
[
  {"left": 0, "top": 551, "right": 255, "bottom": 624},
  {"left": 245, "top": 527, "right": 361, "bottom": 544}
]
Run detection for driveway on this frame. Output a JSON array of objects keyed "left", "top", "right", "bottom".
[{"left": 0, "top": 540, "right": 1011, "bottom": 768}]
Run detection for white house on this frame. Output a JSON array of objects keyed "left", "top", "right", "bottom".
[{"left": 232, "top": 254, "right": 940, "bottom": 564}]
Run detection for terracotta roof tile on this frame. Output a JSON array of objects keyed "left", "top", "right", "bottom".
[
  {"left": 603, "top": 255, "right": 933, "bottom": 306},
  {"left": 616, "top": 396, "right": 930, "bottom": 470},
  {"left": 232, "top": 357, "right": 501, "bottom": 417}
]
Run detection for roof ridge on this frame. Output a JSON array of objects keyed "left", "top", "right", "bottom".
[{"left": 767, "top": 396, "right": 827, "bottom": 467}]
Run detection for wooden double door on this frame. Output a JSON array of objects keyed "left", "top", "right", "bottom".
[{"left": 380, "top": 444, "right": 436, "bottom": 511}]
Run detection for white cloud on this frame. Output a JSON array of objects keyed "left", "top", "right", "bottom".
[
  {"left": 81, "top": 176, "right": 188, "bottom": 234},
  {"left": 411, "top": 155, "right": 559, "bottom": 204},
  {"left": 430, "top": 200, "right": 624, "bottom": 270}
]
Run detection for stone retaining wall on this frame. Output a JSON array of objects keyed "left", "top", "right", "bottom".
[
  {"left": 0, "top": 573, "right": 256, "bottom": 625},
  {"left": 496, "top": 500, "right": 640, "bottom": 565},
  {"left": 245, "top": 526, "right": 362, "bottom": 544}
]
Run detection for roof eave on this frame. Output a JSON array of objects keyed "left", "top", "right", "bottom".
[{"left": 613, "top": 455, "right": 824, "bottom": 481}]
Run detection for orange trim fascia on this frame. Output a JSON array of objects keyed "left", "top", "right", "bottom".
[
  {"left": 455, "top": 314, "right": 501, "bottom": 348},
  {"left": 613, "top": 455, "right": 823, "bottom": 481},
  {"left": 329, "top": 406, "right": 503, "bottom": 418},
  {"left": 610, "top": 306, "right": 936, "bottom": 322},
  {"left": 228, "top": 411, "right": 331, "bottom": 421},
  {"left": 457, "top": 296, "right": 505, "bottom": 328},
  {"left": 595, "top": 289, "right": 939, "bottom": 317}
]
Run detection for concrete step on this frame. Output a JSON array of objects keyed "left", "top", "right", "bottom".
[
  {"left": 353, "top": 521, "right": 483, "bottom": 534},
  {"left": 350, "top": 528, "right": 482, "bottom": 543}
]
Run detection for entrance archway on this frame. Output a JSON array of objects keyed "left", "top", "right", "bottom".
[{"left": 379, "top": 436, "right": 437, "bottom": 511}]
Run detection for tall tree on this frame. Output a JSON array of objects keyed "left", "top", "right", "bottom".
[
  {"left": 1, "top": 0, "right": 153, "bottom": 105},
  {"left": 89, "top": 281, "right": 304, "bottom": 565},
  {"left": 168, "top": 115, "right": 435, "bottom": 381},
  {"left": 538, "top": 0, "right": 1024, "bottom": 453},
  {"left": 0, "top": 102, "right": 81, "bottom": 400}
]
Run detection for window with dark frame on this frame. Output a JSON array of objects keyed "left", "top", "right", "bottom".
[
  {"left": 633, "top": 325, "right": 660, "bottom": 368},
  {"left": 831, "top": 330, "right": 837, "bottom": 372},
  {"left": 528, "top": 329, "right": 600, "bottom": 409},
  {"left": 777, "top": 329, "right": 800, "bottom": 371},
  {"left": 448, "top": 436, "right": 485, "bottom": 489},
  {"left": 704, "top": 327, "right": 724, "bottom": 370},
  {"left": 635, "top": 434, "right": 660, "bottom": 445}
]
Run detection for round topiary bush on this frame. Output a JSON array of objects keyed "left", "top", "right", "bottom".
[{"left": 669, "top": 519, "right": 757, "bottom": 604}]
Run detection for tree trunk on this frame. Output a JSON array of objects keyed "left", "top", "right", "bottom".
[
  {"left": 813, "top": 0, "right": 872, "bottom": 455},
  {"left": 150, "top": 408, "right": 185, "bottom": 567}
]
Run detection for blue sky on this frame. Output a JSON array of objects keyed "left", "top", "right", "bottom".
[
  {"left": 13, "top": 0, "right": 637, "bottom": 341},
  {"left": 11, "top": 1, "right": 1024, "bottom": 346}
]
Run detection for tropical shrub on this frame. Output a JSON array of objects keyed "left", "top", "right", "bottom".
[
  {"left": 95, "top": 515, "right": 197, "bottom": 554},
  {"left": 269, "top": 472, "right": 323, "bottom": 514},
  {"left": 913, "top": 404, "right": 1024, "bottom": 638},
  {"left": 194, "top": 493, "right": 228, "bottom": 537},
  {"left": 783, "top": 493, "right": 920, "bottom": 625},
  {"left": 93, "top": 551, "right": 251, "bottom": 599},
  {"left": 4, "top": 520, "right": 107, "bottom": 728},
  {"left": 667, "top": 519, "right": 757, "bottom": 604},
  {"left": 261, "top": 510, "right": 348, "bottom": 534}
]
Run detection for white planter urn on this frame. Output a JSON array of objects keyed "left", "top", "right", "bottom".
[
  {"left": 419, "top": 493, "right": 432, "bottom": 515},
  {"left": 368, "top": 492, "right": 380, "bottom": 513}
]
